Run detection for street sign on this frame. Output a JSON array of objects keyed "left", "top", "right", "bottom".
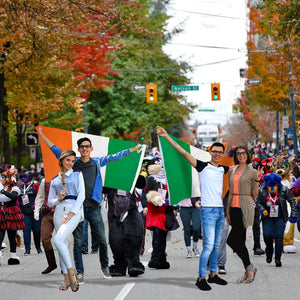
[
  {"left": 172, "top": 85, "right": 199, "bottom": 92},
  {"left": 30, "top": 148, "right": 36, "bottom": 159},
  {"left": 132, "top": 84, "right": 146, "bottom": 91},
  {"left": 240, "top": 68, "right": 246, "bottom": 78},
  {"left": 198, "top": 109, "right": 215, "bottom": 112},
  {"left": 26, "top": 132, "right": 39, "bottom": 146},
  {"left": 247, "top": 78, "right": 262, "bottom": 85},
  {"left": 282, "top": 116, "right": 289, "bottom": 129}
]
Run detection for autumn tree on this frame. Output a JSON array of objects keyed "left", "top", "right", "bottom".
[
  {"left": 87, "top": 0, "right": 194, "bottom": 140},
  {"left": 242, "top": 0, "right": 299, "bottom": 142},
  {"left": 0, "top": 0, "right": 140, "bottom": 166}
]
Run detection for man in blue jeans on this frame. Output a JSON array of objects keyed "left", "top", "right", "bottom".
[
  {"left": 156, "top": 126, "right": 228, "bottom": 291},
  {"left": 38, "top": 128, "right": 141, "bottom": 284}
]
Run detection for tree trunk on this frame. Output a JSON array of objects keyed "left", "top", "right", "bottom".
[{"left": 0, "top": 71, "right": 10, "bottom": 164}]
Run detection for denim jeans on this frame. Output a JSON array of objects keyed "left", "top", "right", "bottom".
[
  {"left": 23, "top": 213, "right": 42, "bottom": 251},
  {"left": 73, "top": 205, "right": 108, "bottom": 275},
  {"left": 179, "top": 207, "right": 201, "bottom": 247},
  {"left": 262, "top": 217, "right": 285, "bottom": 261},
  {"left": 81, "top": 219, "right": 99, "bottom": 252},
  {"left": 199, "top": 207, "right": 224, "bottom": 277}
]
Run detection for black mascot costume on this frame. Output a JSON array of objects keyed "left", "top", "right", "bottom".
[{"left": 104, "top": 175, "right": 146, "bottom": 277}]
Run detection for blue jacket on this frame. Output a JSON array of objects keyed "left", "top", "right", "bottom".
[{"left": 50, "top": 145, "right": 130, "bottom": 205}]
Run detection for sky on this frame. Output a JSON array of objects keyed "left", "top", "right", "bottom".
[{"left": 163, "top": 0, "right": 248, "bottom": 126}]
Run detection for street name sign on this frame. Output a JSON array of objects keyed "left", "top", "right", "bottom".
[
  {"left": 247, "top": 79, "right": 262, "bottom": 85},
  {"left": 172, "top": 85, "right": 199, "bottom": 92}
]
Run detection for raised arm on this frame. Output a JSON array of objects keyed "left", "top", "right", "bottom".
[
  {"left": 156, "top": 126, "right": 197, "bottom": 167},
  {"left": 38, "top": 127, "right": 54, "bottom": 148}
]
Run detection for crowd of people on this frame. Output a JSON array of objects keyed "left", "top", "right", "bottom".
[{"left": 0, "top": 126, "right": 299, "bottom": 293}]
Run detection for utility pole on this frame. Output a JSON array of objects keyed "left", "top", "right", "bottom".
[{"left": 289, "top": 65, "right": 298, "bottom": 156}]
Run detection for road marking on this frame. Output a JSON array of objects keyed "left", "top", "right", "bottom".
[{"left": 114, "top": 283, "right": 135, "bottom": 300}]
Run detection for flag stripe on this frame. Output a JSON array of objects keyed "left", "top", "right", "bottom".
[
  {"left": 159, "top": 136, "right": 193, "bottom": 205},
  {"left": 159, "top": 135, "right": 211, "bottom": 205},
  {"left": 104, "top": 138, "right": 145, "bottom": 193}
]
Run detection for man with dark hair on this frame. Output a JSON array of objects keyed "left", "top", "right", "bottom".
[
  {"left": 38, "top": 128, "right": 141, "bottom": 283},
  {"left": 156, "top": 126, "right": 228, "bottom": 291}
]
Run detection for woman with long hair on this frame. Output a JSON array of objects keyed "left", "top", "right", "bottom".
[
  {"left": 48, "top": 150, "right": 85, "bottom": 292},
  {"left": 226, "top": 146, "right": 262, "bottom": 284}
]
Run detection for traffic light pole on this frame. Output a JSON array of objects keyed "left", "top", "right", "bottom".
[{"left": 290, "top": 65, "right": 298, "bottom": 156}]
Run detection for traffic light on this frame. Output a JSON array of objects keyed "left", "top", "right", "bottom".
[
  {"left": 211, "top": 83, "right": 221, "bottom": 101},
  {"left": 297, "top": 121, "right": 300, "bottom": 135},
  {"left": 146, "top": 84, "right": 157, "bottom": 103},
  {"left": 232, "top": 104, "right": 238, "bottom": 113}
]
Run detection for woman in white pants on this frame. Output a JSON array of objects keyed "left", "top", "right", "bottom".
[{"left": 48, "top": 150, "right": 85, "bottom": 292}]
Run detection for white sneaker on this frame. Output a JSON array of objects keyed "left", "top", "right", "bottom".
[
  {"left": 193, "top": 248, "right": 200, "bottom": 257},
  {"left": 187, "top": 251, "right": 193, "bottom": 258},
  {"left": 77, "top": 273, "right": 84, "bottom": 284}
]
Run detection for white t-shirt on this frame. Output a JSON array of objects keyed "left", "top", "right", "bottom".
[{"left": 195, "top": 160, "right": 229, "bottom": 207}]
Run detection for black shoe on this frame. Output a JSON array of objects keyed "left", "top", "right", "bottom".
[
  {"left": 148, "top": 260, "right": 170, "bottom": 269},
  {"left": 254, "top": 248, "right": 265, "bottom": 255},
  {"left": 266, "top": 256, "right": 272, "bottom": 264},
  {"left": 275, "top": 260, "right": 282, "bottom": 267},
  {"left": 91, "top": 249, "right": 98, "bottom": 254},
  {"left": 81, "top": 249, "right": 88, "bottom": 254},
  {"left": 207, "top": 274, "right": 228, "bottom": 285},
  {"left": 195, "top": 278, "right": 211, "bottom": 291},
  {"left": 42, "top": 264, "right": 57, "bottom": 274},
  {"left": 37, "top": 248, "right": 43, "bottom": 254},
  {"left": 109, "top": 265, "right": 126, "bottom": 277},
  {"left": 24, "top": 249, "right": 30, "bottom": 256}
]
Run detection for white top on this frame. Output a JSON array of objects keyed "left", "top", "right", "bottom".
[{"left": 48, "top": 169, "right": 85, "bottom": 217}]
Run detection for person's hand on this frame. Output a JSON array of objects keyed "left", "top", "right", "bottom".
[
  {"left": 256, "top": 167, "right": 263, "bottom": 181},
  {"left": 195, "top": 200, "right": 201, "bottom": 210},
  {"left": 143, "top": 207, "right": 148, "bottom": 216},
  {"left": 58, "top": 187, "right": 66, "bottom": 202},
  {"left": 156, "top": 126, "right": 168, "bottom": 138},
  {"left": 61, "top": 212, "right": 74, "bottom": 225},
  {"left": 34, "top": 212, "right": 39, "bottom": 221},
  {"left": 130, "top": 144, "right": 142, "bottom": 153},
  {"left": 226, "top": 215, "right": 231, "bottom": 226}
]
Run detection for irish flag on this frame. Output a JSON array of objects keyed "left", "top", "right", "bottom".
[
  {"left": 158, "top": 135, "right": 233, "bottom": 205},
  {"left": 38, "top": 126, "right": 145, "bottom": 193}
]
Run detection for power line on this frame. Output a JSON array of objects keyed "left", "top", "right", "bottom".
[
  {"left": 111, "top": 57, "right": 244, "bottom": 72},
  {"left": 168, "top": 8, "right": 245, "bottom": 20}
]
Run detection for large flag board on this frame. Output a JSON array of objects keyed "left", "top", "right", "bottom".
[
  {"left": 158, "top": 135, "right": 233, "bottom": 205},
  {"left": 37, "top": 126, "right": 145, "bottom": 193}
]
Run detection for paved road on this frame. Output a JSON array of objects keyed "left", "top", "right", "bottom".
[{"left": 1, "top": 209, "right": 300, "bottom": 300}]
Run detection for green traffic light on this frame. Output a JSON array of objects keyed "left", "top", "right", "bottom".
[
  {"left": 213, "top": 95, "right": 218, "bottom": 100},
  {"left": 141, "top": 136, "right": 145, "bottom": 141},
  {"left": 149, "top": 96, "right": 154, "bottom": 102}
]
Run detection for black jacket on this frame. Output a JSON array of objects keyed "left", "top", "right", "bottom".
[{"left": 256, "top": 185, "right": 297, "bottom": 223}]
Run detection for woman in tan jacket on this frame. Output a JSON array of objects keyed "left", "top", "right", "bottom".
[{"left": 226, "top": 146, "right": 262, "bottom": 284}]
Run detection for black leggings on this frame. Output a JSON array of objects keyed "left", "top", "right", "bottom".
[
  {"left": 227, "top": 208, "right": 251, "bottom": 268},
  {"left": 0, "top": 230, "right": 17, "bottom": 252}
]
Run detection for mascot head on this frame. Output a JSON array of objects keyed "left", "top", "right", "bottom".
[
  {"left": 271, "top": 155, "right": 291, "bottom": 179},
  {"left": 0, "top": 165, "right": 17, "bottom": 191},
  {"left": 263, "top": 172, "right": 282, "bottom": 195}
]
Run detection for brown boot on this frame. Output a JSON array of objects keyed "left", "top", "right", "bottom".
[{"left": 42, "top": 249, "right": 57, "bottom": 274}]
